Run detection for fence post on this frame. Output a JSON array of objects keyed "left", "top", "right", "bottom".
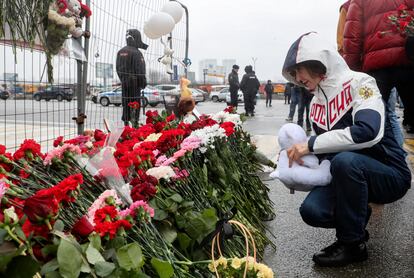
[{"left": 76, "top": 0, "right": 91, "bottom": 135}]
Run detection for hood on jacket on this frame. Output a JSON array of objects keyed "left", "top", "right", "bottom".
[
  {"left": 245, "top": 65, "right": 253, "bottom": 73},
  {"left": 126, "top": 29, "right": 148, "bottom": 50},
  {"left": 282, "top": 32, "right": 351, "bottom": 91}
]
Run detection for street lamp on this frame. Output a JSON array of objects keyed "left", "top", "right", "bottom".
[
  {"left": 203, "top": 68, "right": 208, "bottom": 84},
  {"left": 252, "top": 57, "right": 258, "bottom": 72},
  {"left": 170, "top": 0, "right": 190, "bottom": 78}
]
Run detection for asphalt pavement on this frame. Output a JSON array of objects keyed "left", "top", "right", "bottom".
[{"left": 242, "top": 98, "right": 414, "bottom": 278}]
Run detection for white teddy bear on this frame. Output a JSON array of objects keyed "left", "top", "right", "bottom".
[
  {"left": 159, "top": 37, "right": 174, "bottom": 74},
  {"left": 270, "top": 123, "right": 332, "bottom": 192}
]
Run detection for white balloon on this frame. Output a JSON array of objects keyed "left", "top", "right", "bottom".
[
  {"left": 144, "top": 22, "right": 160, "bottom": 39},
  {"left": 161, "top": 2, "right": 184, "bottom": 24},
  {"left": 144, "top": 12, "right": 175, "bottom": 37}
]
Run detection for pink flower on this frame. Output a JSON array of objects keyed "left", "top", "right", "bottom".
[
  {"left": 161, "top": 157, "right": 176, "bottom": 166},
  {"left": 43, "top": 144, "right": 81, "bottom": 166},
  {"left": 129, "top": 200, "right": 154, "bottom": 218},
  {"left": 155, "top": 155, "right": 168, "bottom": 166},
  {"left": 180, "top": 137, "right": 202, "bottom": 151},
  {"left": 0, "top": 181, "right": 6, "bottom": 200},
  {"left": 173, "top": 149, "right": 187, "bottom": 159},
  {"left": 119, "top": 208, "right": 132, "bottom": 218}
]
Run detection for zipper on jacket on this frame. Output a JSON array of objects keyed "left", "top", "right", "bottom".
[{"left": 318, "top": 85, "right": 330, "bottom": 130}]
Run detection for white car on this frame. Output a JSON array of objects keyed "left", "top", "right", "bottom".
[
  {"left": 225, "top": 90, "right": 244, "bottom": 105},
  {"left": 190, "top": 88, "right": 205, "bottom": 103},
  {"left": 210, "top": 87, "right": 230, "bottom": 102}
]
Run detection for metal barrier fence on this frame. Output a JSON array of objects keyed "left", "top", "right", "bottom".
[{"left": 0, "top": 0, "right": 186, "bottom": 151}]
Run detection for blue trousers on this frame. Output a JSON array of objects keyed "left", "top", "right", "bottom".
[{"left": 300, "top": 152, "right": 410, "bottom": 243}]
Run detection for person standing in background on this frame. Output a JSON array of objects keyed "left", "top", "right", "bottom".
[
  {"left": 228, "top": 64, "right": 240, "bottom": 108},
  {"left": 337, "top": 1, "right": 351, "bottom": 56},
  {"left": 284, "top": 82, "right": 292, "bottom": 104},
  {"left": 343, "top": 0, "right": 414, "bottom": 133},
  {"left": 297, "top": 87, "right": 313, "bottom": 131},
  {"left": 265, "top": 80, "right": 273, "bottom": 107},
  {"left": 285, "top": 84, "right": 302, "bottom": 122},
  {"left": 240, "top": 65, "right": 260, "bottom": 116},
  {"left": 116, "top": 29, "right": 148, "bottom": 126}
]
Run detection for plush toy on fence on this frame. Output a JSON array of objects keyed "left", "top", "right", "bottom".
[
  {"left": 158, "top": 37, "right": 174, "bottom": 74},
  {"left": 270, "top": 123, "right": 332, "bottom": 192}
]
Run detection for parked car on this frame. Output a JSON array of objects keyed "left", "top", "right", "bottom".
[
  {"left": 225, "top": 90, "right": 244, "bottom": 105},
  {"left": 97, "top": 86, "right": 160, "bottom": 107},
  {"left": 33, "top": 86, "right": 73, "bottom": 102},
  {"left": 190, "top": 88, "right": 205, "bottom": 103},
  {"left": 0, "top": 88, "right": 10, "bottom": 100},
  {"left": 210, "top": 87, "right": 230, "bottom": 102}
]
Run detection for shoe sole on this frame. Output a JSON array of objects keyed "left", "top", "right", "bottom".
[{"left": 313, "top": 253, "right": 368, "bottom": 267}]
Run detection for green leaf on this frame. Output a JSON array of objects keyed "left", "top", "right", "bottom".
[
  {"left": 0, "top": 242, "right": 19, "bottom": 271},
  {"left": 4, "top": 255, "right": 40, "bottom": 278},
  {"left": 13, "top": 226, "right": 27, "bottom": 241},
  {"left": 116, "top": 242, "right": 144, "bottom": 271},
  {"left": 169, "top": 193, "right": 183, "bottom": 203},
  {"left": 150, "top": 258, "right": 174, "bottom": 278},
  {"left": 175, "top": 214, "right": 186, "bottom": 229},
  {"left": 45, "top": 271, "right": 62, "bottom": 278},
  {"left": 86, "top": 244, "right": 105, "bottom": 265},
  {"left": 57, "top": 239, "right": 82, "bottom": 278},
  {"left": 159, "top": 225, "right": 177, "bottom": 244},
  {"left": 41, "top": 259, "right": 59, "bottom": 275},
  {"left": 95, "top": 261, "right": 116, "bottom": 277},
  {"left": 89, "top": 233, "right": 101, "bottom": 250},
  {"left": 42, "top": 244, "right": 58, "bottom": 257},
  {"left": 177, "top": 233, "right": 191, "bottom": 251},
  {"left": 153, "top": 209, "right": 168, "bottom": 221},
  {"left": 80, "top": 260, "right": 91, "bottom": 273},
  {"left": 185, "top": 217, "right": 205, "bottom": 241},
  {"left": 53, "top": 220, "right": 65, "bottom": 232},
  {"left": 0, "top": 229, "right": 7, "bottom": 245},
  {"left": 202, "top": 208, "right": 218, "bottom": 231}
]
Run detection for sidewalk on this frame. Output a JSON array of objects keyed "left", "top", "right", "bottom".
[{"left": 243, "top": 99, "right": 414, "bottom": 277}]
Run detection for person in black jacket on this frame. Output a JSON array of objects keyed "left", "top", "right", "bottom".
[
  {"left": 116, "top": 29, "right": 148, "bottom": 126},
  {"left": 240, "top": 65, "right": 260, "bottom": 116},
  {"left": 228, "top": 64, "right": 240, "bottom": 107},
  {"left": 297, "top": 87, "right": 313, "bottom": 131},
  {"left": 264, "top": 80, "right": 273, "bottom": 107}
]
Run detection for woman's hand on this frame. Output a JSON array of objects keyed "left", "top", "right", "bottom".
[{"left": 287, "top": 143, "right": 310, "bottom": 167}]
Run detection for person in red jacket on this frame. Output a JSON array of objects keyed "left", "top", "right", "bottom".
[{"left": 343, "top": 0, "right": 414, "bottom": 133}]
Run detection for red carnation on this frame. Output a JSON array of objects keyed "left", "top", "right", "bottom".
[
  {"left": 0, "top": 145, "right": 6, "bottom": 155},
  {"left": 13, "top": 139, "right": 42, "bottom": 161},
  {"left": 53, "top": 136, "right": 64, "bottom": 147},
  {"left": 128, "top": 101, "right": 140, "bottom": 109},
  {"left": 220, "top": 122, "right": 236, "bottom": 136},
  {"left": 23, "top": 189, "right": 59, "bottom": 224},
  {"left": 72, "top": 215, "right": 94, "bottom": 238},
  {"left": 94, "top": 129, "right": 107, "bottom": 142}
]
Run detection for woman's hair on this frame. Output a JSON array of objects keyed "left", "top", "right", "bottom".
[
  {"left": 177, "top": 97, "right": 195, "bottom": 117},
  {"left": 288, "top": 60, "right": 327, "bottom": 79}
]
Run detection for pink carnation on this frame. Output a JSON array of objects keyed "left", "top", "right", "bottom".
[
  {"left": 155, "top": 155, "right": 168, "bottom": 166},
  {"left": 43, "top": 143, "right": 81, "bottom": 166},
  {"left": 180, "top": 137, "right": 202, "bottom": 151},
  {"left": 0, "top": 181, "right": 6, "bottom": 200},
  {"left": 161, "top": 157, "right": 176, "bottom": 166},
  {"left": 130, "top": 200, "right": 154, "bottom": 218},
  {"left": 173, "top": 149, "right": 187, "bottom": 159}
]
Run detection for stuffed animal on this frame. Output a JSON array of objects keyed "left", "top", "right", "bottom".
[
  {"left": 180, "top": 77, "right": 192, "bottom": 98},
  {"left": 159, "top": 37, "right": 174, "bottom": 74},
  {"left": 270, "top": 123, "right": 332, "bottom": 192}
]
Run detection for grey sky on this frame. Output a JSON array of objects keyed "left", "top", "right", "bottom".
[{"left": 181, "top": 0, "right": 345, "bottom": 82}]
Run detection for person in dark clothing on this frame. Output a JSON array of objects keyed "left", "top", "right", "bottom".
[
  {"left": 284, "top": 82, "right": 292, "bottom": 104},
  {"left": 286, "top": 85, "right": 302, "bottom": 121},
  {"left": 116, "top": 29, "right": 148, "bottom": 126},
  {"left": 240, "top": 65, "right": 260, "bottom": 116},
  {"left": 228, "top": 64, "right": 240, "bottom": 108},
  {"left": 297, "top": 87, "right": 313, "bottom": 131},
  {"left": 264, "top": 80, "right": 273, "bottom": 107}
]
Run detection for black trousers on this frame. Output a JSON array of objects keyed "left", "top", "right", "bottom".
[
  {"left": 230, "top": 88, "right": 238, "bottom": 107},
  {"left": 266, "top": 93, "right": 272, "bottom": 106},
  {"left": 243, "top": 91, "right": 256, "bottom": 114},
  {"left": 121, "top": 78, "right": 142, "bottom": 123},
  {"left": 369, "top": 67, "right": 414, "bottom": 126}
]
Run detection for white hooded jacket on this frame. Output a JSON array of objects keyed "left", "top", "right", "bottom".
[{"left": 282, "top": 32, "right": 385, "bottom": 154}]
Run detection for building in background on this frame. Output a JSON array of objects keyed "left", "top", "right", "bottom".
[{"left": 198, "top": 59, "right": 237, "bottom": 84}]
